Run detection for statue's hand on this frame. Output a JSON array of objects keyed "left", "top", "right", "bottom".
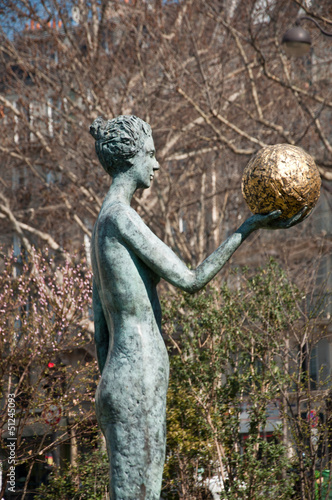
[{"left": 248, "top": 206, "right": 311, "bottom": 231}]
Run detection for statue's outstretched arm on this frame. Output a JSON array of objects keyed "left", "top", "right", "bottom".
[
  {"left": 93, "top": 280, "right": 109, "bottom": 373},
  {"left": 115, "top": 204, "right": 303, "bottom": 294}
]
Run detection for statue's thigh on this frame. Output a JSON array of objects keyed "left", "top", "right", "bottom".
[
  {"left": 95, "top": 348, "right": 168, "bottom": 499},
  {"left": 103, "top": 410, "right": 165, "bottom": 500}
]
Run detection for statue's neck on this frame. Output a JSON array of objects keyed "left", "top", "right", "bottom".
[{"left": 104, "top": 174, "right": 136, "bottom": 206}]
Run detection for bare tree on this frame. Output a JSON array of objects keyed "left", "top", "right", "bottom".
[{"left": 0, "top": 0, "right": 330, "bottom": 279}]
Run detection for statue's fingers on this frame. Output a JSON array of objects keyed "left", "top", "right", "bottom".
[
  {"left": 301, "top": 206, "right": 313, "bottom": 222},
  {"left": 295, "top": 206, "right": 309, "bottom": 222},
  {"left": 286, "top": 206, "right": 308, "bottom": 227},
  {"left": 266, "top": 210, "right": 282, "bottom": 220}
]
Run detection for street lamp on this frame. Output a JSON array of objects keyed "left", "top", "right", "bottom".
[{"left": 282, "top": 16, "right": 332, "bottom": 56}]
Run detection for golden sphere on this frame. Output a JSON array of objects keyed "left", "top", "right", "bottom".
[{"left": 241, "top": 144, "right": 321, "bottom": 219}]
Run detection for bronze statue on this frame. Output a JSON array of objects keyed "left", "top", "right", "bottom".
[{"left": 90, "top": 115, "right": 308, "bottom": 500}]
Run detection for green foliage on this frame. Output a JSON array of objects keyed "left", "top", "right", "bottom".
[
  {"left": 2, "top": 252, "right": 331, "bottom": 499},
  {"left": 162, "top": 259, "right": 308, "bottom": 500},
  {"left": 35, "top": 447, "right": 109, "bottom": 500},
  {"left": 164, "top": 386, "right": 215, "bottom": 498}
]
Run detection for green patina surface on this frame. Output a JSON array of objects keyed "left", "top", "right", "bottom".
[{"left": 90, "top": 115, "right": 309, "bottom": 500}]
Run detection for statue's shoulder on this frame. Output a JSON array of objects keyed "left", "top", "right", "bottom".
[{"left": 98, "top": 201, "right": 141, "bottom": 229}]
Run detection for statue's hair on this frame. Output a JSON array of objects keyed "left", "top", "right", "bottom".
[{"left": 89, "top": 115, "right": 152, "bottom": 176}]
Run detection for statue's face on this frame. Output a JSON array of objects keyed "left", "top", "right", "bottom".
[{"left": 131, "top": 134, "right": 159, "bottom": 189}]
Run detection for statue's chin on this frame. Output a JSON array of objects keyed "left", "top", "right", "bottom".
[{"left": 138, "top": 181, "right": 150, "bottom": 190}]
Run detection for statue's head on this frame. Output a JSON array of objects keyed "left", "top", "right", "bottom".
[{"left": 90, "top": 115, "right": 152, "bottom": 176}]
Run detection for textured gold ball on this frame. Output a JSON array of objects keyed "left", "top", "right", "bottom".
[{"left": 242, "top": 144, "right": 321, "bottom": 219}]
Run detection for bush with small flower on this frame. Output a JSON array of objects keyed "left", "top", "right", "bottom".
[{"left": 0, "top": 248, "right": 99, "bottom": 499}]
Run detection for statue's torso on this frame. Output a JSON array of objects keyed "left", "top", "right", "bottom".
[{"left": 91, "top": 202, "right": 169, "bottom": 400}]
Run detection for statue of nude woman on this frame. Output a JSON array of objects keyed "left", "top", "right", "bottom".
[{"left": 89, "top": 115, "right": 308, "bottom": 500}]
